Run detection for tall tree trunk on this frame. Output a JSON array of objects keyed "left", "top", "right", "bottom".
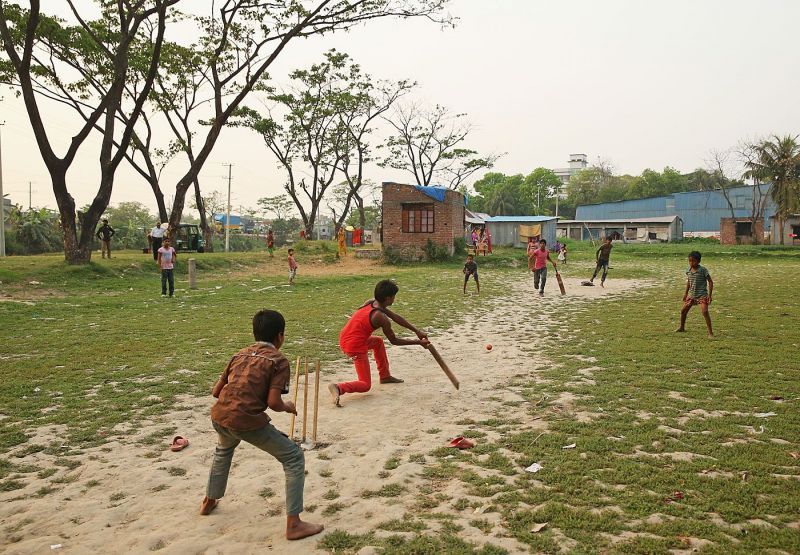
[
  {"left": 51, "top": 170, "right": 92, "bottom": 264},
  {"left": 192, "top": 178, "right": 214, "bottom": 252},
  {"left": 151, "top": 179, "right": 168, "bottom": 223}
]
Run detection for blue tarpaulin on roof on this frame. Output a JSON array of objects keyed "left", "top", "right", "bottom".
[{"left": 414, "top": 185, "right": 448, "bottom": 203}]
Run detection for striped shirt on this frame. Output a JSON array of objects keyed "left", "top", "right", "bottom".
[{"left": 686, "top": 265, "right": 710, "bottom": 298}]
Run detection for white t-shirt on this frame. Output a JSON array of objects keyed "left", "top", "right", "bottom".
[
  {"left": 150, "top": 226, "right": 165, "bottom": 238},
  {"left": 158, "top": 247, "right": 176, "bottom": 270}
]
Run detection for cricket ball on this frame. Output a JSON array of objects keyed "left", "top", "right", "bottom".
[{"left": 485, "top": 344, "right": 493, "bottom": 351}]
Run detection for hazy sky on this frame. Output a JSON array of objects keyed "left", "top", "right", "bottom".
[{"left": 2, "top": 0, "right": 799, "bottom": 215}]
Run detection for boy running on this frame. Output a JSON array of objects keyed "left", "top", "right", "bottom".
[
  {"left": 463, "top": 254, "right": 480, "bottom": 294},
  {"left": 329, "top": 280, "right": 430, "bottom": 406},
  {"left": 267, "top": 229, "right": 275, "bottom": 258},
  {"left": 287, "top": 248, "right": 298, "bottom": 285},
  {"left": 157, "top": 237, "right": 177, "bottom": 298},
  {"left": 591, "top": 237, "right": 613, "bottom": 287},
  {"left": 677, "top": 251, "right": 714, "bottom": 337},
  {"left": 201, "top": 309, "right": 323, "bottom": 540},
  {"left": 532, "top": 239, "right": 557, "bottom": 296}
]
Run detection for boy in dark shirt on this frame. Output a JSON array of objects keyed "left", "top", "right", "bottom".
[
  {"left": 96, "top": 218, "right": 115, "bottom": 259},
  {"left": 591, "top": 237, "right": 613, "bottom": 287},
  {"left": 201, "top": 309, "right": 323, "bottom": 541},
  {"left": 463, "top": 254, "right": 479, "bottom": 294},
  {"left": 676, "top": 251, "right": 714, "bottom": 337}
]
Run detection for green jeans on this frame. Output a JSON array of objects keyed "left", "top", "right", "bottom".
[{"left": 206, "top": 420, "right": 305, "bottom": 516}]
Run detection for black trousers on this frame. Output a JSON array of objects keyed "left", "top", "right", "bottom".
[
  {"left": 161, "top": 269, "right": 174, "bottom": 296},
  {"left": 152, "top": 237, "right": 163, "bottom": 260}
]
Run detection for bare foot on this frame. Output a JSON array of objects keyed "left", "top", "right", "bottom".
[
  {"left": 380, "top": 375, "right": 404, "bottom": 384},
  {"left": 600, "top": 281, "right": 605, "bottom": 288},
  {"left": 286, "top": 519, "right": 324, "bottom": 540},
  {"left": 327, "top": 383, "right": 340, "bottom": 407},
  {"left": 200, "top": 496, "right": 218, "bottom": 515},
  {"left": 707, "top": 333, "right": 714, "bottom": 338},
  {"left": 675, "top": 328, "right": 685, "bottom": 333}
]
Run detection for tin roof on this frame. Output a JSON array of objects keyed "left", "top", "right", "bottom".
[{"left": 484, "top": 215, "right": 558, "bottom": 223}]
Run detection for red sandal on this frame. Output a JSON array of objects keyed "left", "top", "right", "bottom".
[{"left": 170, "top": 436, "right": 190, "bottom": 452}]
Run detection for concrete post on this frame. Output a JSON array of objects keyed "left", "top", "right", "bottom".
[{"left": 188, "top": 258, "right": 197, "bottom": 290}]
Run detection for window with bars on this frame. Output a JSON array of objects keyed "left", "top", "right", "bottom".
[{"left": 402, "top": 203, "right": 435, "bottom": 233}]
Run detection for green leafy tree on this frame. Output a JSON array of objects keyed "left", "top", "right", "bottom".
[
  {"left": 8, "top": 206, "right": 62, "bottom": 254},
  {"left": 744, "top": 135, "right": 800, "bottom": 245},
  {"left": 522, "top": 168, "right": 561, "bottom": 215},
  {"left": 0, "top": 1, "right": 177, "bottom": 264},
  {"left": 103, "top": 201, "right": 154, "bottom": 250}
]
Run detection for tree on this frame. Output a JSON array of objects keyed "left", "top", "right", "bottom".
[
  {"left": 234, "top": 51, "right": 353, "bottom": 236},
  {"left": 7, "top": 206, "right": 61, "bottom": 254},
  {"left": 743, "top": 135, "right": 800, "bottom": 245},
  {"left": 382, "top": 102, "right": 499, "bottom": 189},
  {"left": 257, "top": 195, "right": 295, "bottom": 222},
  {"left": 189, "top": 189, "right": 224, "bottom": 252},
  {"left": 522, "top": 168, "right": 561, "bottom": 215},
  {"left": 103, "top": 201, "right": 154, "bottom": 250},
  {"left": 0, "top": 1, "right": 177, "bottom": 263},
  {"left": 162, "top": 1, "right": 452, "bottom": 237}
]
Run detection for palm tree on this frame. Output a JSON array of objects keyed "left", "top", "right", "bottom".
[{"left": 744, "top": 135, "right": 800, "bottom": 245}]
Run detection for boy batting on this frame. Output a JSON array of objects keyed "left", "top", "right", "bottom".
[{"left": 329, "top": 280, "right": 430, "bottom": 406}]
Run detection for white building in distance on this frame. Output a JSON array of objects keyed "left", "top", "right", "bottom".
[{"left": 553, "top": 154, "right": 588, "bottom": 196}]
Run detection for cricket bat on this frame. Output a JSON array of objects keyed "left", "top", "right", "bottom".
[
  {"left": 427, "top": 344, "right": 460, "bottom": 390},
  {"left": 555, "top": 271, "right": 566, "bottom": 295}
]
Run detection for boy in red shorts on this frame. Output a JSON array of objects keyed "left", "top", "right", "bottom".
[
  {"left": 676, "top": 251, "right": 714, "bottom": 337},
  {"left": 328, "top": 280, "right": 430, "bottom": 406}
]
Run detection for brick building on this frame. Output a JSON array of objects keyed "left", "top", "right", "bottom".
[
  {"left": 719, "top": 217, "right": 764, "bottom": 245},
  {"left": 381, "top": 182, "right": 465, "bottom": 259}
]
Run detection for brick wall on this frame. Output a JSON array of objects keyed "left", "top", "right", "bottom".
[
  {"left": 382, "top": 183, "right": 465, "bottom": 259},
  {"left": 720, "top": 217, "right": 763, "bottom": 245}
]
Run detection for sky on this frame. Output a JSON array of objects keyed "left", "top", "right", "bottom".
[{"left": 1, "top": 0, "right": 799, "bottom": 216}]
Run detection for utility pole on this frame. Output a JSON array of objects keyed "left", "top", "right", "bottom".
[
  {"left": 0, "top": 120, "right": 6, "bottom": 257},
  {"left": 555, "top": 182, "right": 560, "bottom": 219},
  {"left": 29, "top": 181, "right": 32, "bottom": 210},
  {"left": 223, "top": 163, "right": 233, "bottom": 252}
]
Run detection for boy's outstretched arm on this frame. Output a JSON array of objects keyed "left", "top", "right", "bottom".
[
  {"left": 267, "top": 388, "right": 297, "bottom": 414},
  {"left": 682, "top": 279, "right": 690, "bottom": 301},
  {"left": 382, "top": 308, "right": 428, "bottom": 339},
  {"left": 707, "top": 275, "right": 714, "bottom": 300},
  {"left": 376, "top": 312, "right": 430, "bottom": 346}
]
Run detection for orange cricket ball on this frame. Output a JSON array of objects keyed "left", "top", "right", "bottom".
[{"left": 485, "top": 344, "right": 493, "bottom": 351}]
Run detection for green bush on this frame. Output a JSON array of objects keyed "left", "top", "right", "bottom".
[
  {"left": 453, "top": 237, "right": 467, "bottom": 256},
  {"left": 211, "top": 235, "right": 264, "bottom": 252},
  {"left": 423, "top": 239, "right": 450, "bottom": 262},
  {"left": 292, "top": 240, "right": 336, "bottom": 254}
]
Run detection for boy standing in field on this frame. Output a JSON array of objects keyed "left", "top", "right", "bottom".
[
  {"left": 287, "top": 248, "right": 298, "bottom": 285},
  {"left": 267, "top": 229, "right": 275, "bottom": 258},
  {"left": 532, "top": 239, "right": 557, "bottom": 296},
  {"left": 463, "top": 254, "right": 480, "bottom": 294},
  {"left": 201, "top": 309, "right": 323, "bottom": 541},
  {"left": 157, "top": 237, "right": 177, "bottom": 298},
  {"left": 328, "top": 280, "right": 430, "bottom": 406},
  {"left": 96, "top": 218, "right": 115, "bottom": 259},
  {"left": 677, "top": 250, "right": 714, "bottom": 337},
  {"left": 591, "top": 237, "right": 613, "bottom": 287},
  {"left": 526, "top": 237, "right": 537, "bottom": 272}
]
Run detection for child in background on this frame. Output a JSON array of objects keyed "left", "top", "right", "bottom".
[
  {"left": 157, "top": 237, "right": 177, "bottom": 298},
  {"left": 287, "top": 248, "right": 298, "bottom": 285},
  {"left": 558, "top": 243, "right": 567, "bottom": 265},
  {"left": 463, "top": 254, "right": 480, "bottom": 294},
  {"left": 201, "top": 309, "right": 324, "bottom": 540},
  {"left": 532, "top": 239, "right": 557, "bottom": 296},
  {"left": 267, "top": 229, "right": 275, "bottom": 258},
  {"left": 591, "top": 237, "right": 613, "bottom": 287},
  {"left": 676, "top": 251, "right": 714, "bottom": 337}
]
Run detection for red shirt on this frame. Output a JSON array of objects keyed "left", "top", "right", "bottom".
[
  {"left": 533, "top": 248, "right": 549, "bottom": 270},
  {"left": 339, "top": 301, "right": 383, "bottom": 354}
]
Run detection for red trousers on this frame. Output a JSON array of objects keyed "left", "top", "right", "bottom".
[{"left": 338, "top": 336, "right": 390, "bottom": 394}]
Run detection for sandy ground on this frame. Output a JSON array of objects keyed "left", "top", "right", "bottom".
[{"left": 0, "top": 276, "right": 644, "bottom": 554}]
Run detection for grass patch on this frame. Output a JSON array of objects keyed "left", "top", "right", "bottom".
[
  {"left": 360, "top": 483, "right": 407, "bottom": 499},
  {"left": 321, "top": 502, "right": 346, "bottom": 516},
  {"left": 258, "top": 487, "right": 275, "bottom": 498}
]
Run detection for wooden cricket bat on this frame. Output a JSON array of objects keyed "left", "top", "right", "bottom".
[
  {"left": 427, "top": 344, "right": 460, "bottom": 390},
  {"left": 555, "top": 271, "right": 566, "bottom": 295}
]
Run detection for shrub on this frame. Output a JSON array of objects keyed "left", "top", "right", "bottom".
[
  {"left": 424, "top": 239, "right": 449, "bottom": 262},
  {"left": 453, "top": 237, "right": 467, "bottom": 256}
]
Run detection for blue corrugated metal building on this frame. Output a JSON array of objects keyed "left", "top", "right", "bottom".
[{"left": 575, "top": 185, "right": 775, "bottom": 233}]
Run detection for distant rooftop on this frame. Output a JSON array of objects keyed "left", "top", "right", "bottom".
[
  {"left": 559, "top": 216, "right": 680, "bottom": 224},
  {"left": 485, "top": 215, "right": 558, "bottom": 223}
]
